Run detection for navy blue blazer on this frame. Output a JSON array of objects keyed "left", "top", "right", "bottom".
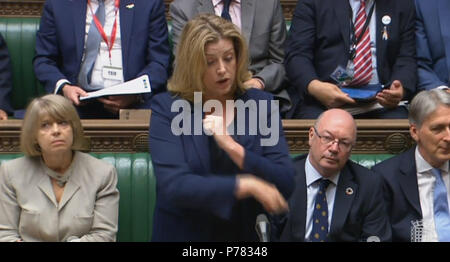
[
  {"left": 33, "top": 0, "right": 171, "bottom": 109},
  {"left": 372, "top": 147, "right": 421, "bottom": 242},
  {"left": 278, "top": 154, "right": 391, "bottom": 242},
  {"left": 0, "top": 33, "right": 13, "bottom": 114},
  {"left": 285, "top": 0, "right": 417, "bottom": 108},
  {"left": 149, "top": 89, "right": 295, "bottom": 241},
  {"left": 416, "top": 0, "right": 450, "bottom": 91}
]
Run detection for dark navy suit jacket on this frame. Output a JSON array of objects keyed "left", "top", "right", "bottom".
[
  {"left": 149, "top": 89, "right": 295, "bottom": 241},
  {"left": 416, "top": 0, "right": 450, "bottom": 91},
  {"left": 33, "top": 0, "right": 171, "bottom": 112},
  {"left": 278, "top": 154, "right": 391, "bottom": 242},
  {"left": 372, "top": 147, "right": 422, "bottom": 242},
  {"left": 0, "top": 33, "right": 13, "bottom": 114},
  {"left": 285, "top": 0, "right": 417, "bottom": 115}
]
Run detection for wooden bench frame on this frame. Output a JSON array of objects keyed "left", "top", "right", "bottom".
[{"left": 0, "top": 119, "right": 413, "bottom": 154}]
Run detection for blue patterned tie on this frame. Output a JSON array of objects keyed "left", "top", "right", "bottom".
[
  {"left": 432, "top": 168, "right": 450, "bottom": 241},
  {"left": 78, "top": 0, "right": 105, "bottom": 91},
  {"left": 311, "top": 179, "right": 331, "bottom": 242},
  {"left": 221, "top": 0, "right": 232, "bottom": 21}
]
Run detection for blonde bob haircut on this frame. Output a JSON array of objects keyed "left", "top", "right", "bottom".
[
  {"left": 20, "top": 94, "right": 88, "bottom": 156},
  {"left": 168, "top": 13, "right": 252, "bottom": 102}
]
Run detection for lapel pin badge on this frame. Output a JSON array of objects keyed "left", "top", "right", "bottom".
[
  {"left": 382, "top": 15, "right": 391, "bottom": 25},
  {"left": 126, "top": 3, "right": 135, "bottom": 9},
  {"left": 345, "top": 187, "right": 354, "bottom": 195}
]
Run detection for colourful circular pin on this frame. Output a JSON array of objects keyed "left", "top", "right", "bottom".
[
  {"left": 382, "top": 15, "right": 391, "bottom": 25},
  {"left": 345, "top": 187, "right": 354, "bottom": 195}
]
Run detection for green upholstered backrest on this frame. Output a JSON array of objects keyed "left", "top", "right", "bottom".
[
  {"left": 0, "top": 153, "right": 156, "bottom": 242},
  {"left": 0, "top": 17, "right": 45, "bottom": 111},
  {"left": 290, "top": 153, "right": 394, "bottom": 169}
]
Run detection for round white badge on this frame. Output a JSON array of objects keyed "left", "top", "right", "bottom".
[{"left": 382, "top": 15, "right": 391, "bottom": 25}]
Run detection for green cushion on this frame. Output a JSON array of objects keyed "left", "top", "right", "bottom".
[
  {"left": 0, "top": 152, "right": 156, "bottom": 242},
  {"left": 0, "top": 17, "right": 45, "bottom": 110},
  {"left": 290, "top": 153, "right": 394, "bottom": 169}
]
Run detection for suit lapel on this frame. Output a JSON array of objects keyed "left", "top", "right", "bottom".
[
  {"left": 190, "top": 104, "right": 211, "bottom": 172},
  {"left": 197, "top": 0, "right": 215, "bottom": 14},
  {"left": 119, "top": 0, "right": 135, "bottom": 78},
  {"left": 438, "top": 0, "right": 450, "bottom": 82},
  {"left": 375, "top": 0, "right": 389, "bottom": 78},
  {"left": 58, "top": 179, "right": 80, "bottom": 211},
  {"left": 289, "top": 158, "right": 308, "bottom": 241},
  {"left": 398, "top": 148, "right": 422, "bottom": 216},
  {"left": 240, "top": 0, "right": 255, "bottom": 47},
  {"left": 329, "top": 165, "right": 357, "bottom": 239},
  {"left": 72, "top": 0, "right": 87, "bottom": 67},
  {"left": 334, "top": 0, "right": 350, "bottom": 52},
  {"left": 38, "top": 174, "right": 58, "bottom": 208}
]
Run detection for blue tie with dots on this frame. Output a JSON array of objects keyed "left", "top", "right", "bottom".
[
  {"left": 432, "top": 168, "right": 450, "bottom": 241},
  {"left": 311, "top": 179, "right": 331, "bottom": 242},
  {"left": 221, "top": 0, "right": 232, "bottom": 21}
]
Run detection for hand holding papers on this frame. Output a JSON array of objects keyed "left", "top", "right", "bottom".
[{"left": 79, "top": 75, "right": 151, "bottom": 101}]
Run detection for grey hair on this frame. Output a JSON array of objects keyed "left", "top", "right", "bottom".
[{"left": 409, "top": 89, "right": 450, "bottom": 127}]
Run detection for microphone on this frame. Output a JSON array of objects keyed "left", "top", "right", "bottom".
[{"left": 255, "top": 214, "right": 270, "bottom": 242}]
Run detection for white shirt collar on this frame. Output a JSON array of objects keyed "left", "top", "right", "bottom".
[
  {"left": 305, "top": 154, "right": 340, "bottom": 187},
  {"left": 415, "top": 146, "right": 449, "bottom": 175}
]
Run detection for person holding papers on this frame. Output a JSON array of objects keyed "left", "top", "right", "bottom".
[
  {"left": 285, "top": 0, "right": 417, "bottom": 119},
  {"left": 33, "top": 0, "right": 171, "bottom": 118},
  {"left": 149, "top": 14, "right": 294, "bottom": 241}
]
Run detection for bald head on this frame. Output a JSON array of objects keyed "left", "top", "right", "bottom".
[{"left": 315, "top": 109, "right": 357, "bottom": 141}]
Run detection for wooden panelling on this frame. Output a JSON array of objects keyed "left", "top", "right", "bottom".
[{"left": 0, "top": 119, "right": 413, "bottom": 154}]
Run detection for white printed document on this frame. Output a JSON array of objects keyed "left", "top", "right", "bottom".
[{"left": 79, "top": 75, "right": 151, "bottom": 101}]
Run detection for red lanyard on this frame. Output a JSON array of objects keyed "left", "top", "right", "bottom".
[{"left": 87, "top": 0, "right": 120, "bottom": 61}]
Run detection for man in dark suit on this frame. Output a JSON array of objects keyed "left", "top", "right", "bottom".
[
  {"left": 278, "top": 108, "right": 391, "bottom": 241},
  {"left": 33, "top": 0, "right": 171, "bottom": 118},
  {"left": 372, "top": 89, "right": 450, "bottom": 242},
  {"left": 0, "top": 33, "right": 13, "bottom": 120},
  {"left": 169, "top": 0, "right": 292, "bottom": 114},
  {"left": 286, "top": 0, "right": 416, "bottom": 119},
  {"left": 415, "top": 0, "right": 450, "bottom": 92}
]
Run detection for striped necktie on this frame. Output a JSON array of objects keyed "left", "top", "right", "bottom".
[
  {"left": 78, "top": 0, "right": 105, "bottom": 91},
  {"left": 349, "top": 0, "right": 373, "bottom": 87}
]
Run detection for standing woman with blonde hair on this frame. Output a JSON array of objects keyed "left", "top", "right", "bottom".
[
  {"left": 149, "top": 14, "right": 294, "bottom": 241},
  {"left": 0, "top": 94, "right": 119, "bottom": 242}
]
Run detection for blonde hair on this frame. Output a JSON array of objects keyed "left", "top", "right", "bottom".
[
  {"left": 168, "top": 13, "right": 252, "bottom": 102},
  {"left": 20, "top": 94, "right": 88, "bottom": 156}
]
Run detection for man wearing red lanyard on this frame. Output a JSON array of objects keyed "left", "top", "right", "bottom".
[{"left": 33, "top": 0, "right": 171, "bottom": 118}]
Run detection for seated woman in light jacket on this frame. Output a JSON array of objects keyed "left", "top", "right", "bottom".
[{"left": 0, "top": 94, "right": 119, "bottom": 242}]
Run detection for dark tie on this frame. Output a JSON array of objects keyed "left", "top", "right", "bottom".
[
  {"left": 311, "top": 179, "right": 331, "bottom": 242},
  {"left": 349, "top": 0, "right": 373, "bottom": 87},
  {"left": 432, "top": 168, "right": 450, "bottom": 241},
  {"left": 221, "top": 0, "right": 232, "bottom": 21},
  {"left": 78, "top": 0, "right": 105, "bottom": 90}
]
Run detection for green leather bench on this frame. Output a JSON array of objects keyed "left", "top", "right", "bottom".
[
  {"left": 0, "top": 153, "right": 156, "bottom": 242},
  {"left": 0, "top": 17, "right": 44, "bottom": 114}
]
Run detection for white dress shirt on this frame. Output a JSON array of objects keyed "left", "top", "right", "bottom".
[
  {"left": 304, "top": 155, "right": 340, "bottom": 241},
  {"left": 55, "top": 0, "right": 123, "bottom": 93},
  {"left": 416, "top": 147, "right": 450, "bottom": 242}
]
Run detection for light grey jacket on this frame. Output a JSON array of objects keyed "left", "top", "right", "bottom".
[{"left": 0, "top": 151, "right": 119, "bottom": 242}]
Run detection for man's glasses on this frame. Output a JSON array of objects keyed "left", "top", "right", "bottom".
[{"left": 313, "top": 126, "right": 354, "bottom": 152}]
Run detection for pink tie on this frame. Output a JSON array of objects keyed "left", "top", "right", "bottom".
[{"left": 349, "top": 0, "right": 373, "bottom": 86}]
